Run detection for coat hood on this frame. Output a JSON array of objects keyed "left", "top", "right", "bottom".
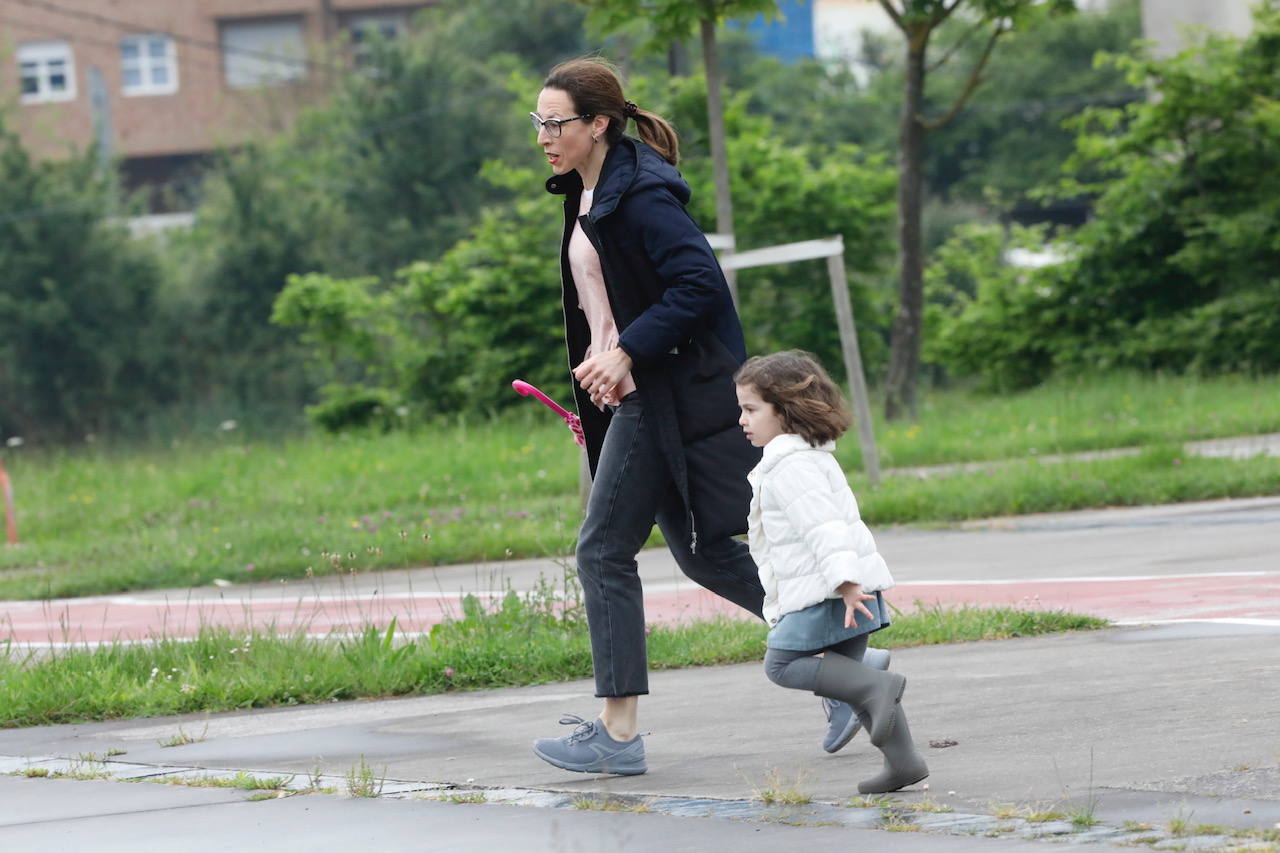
[{"left": 545, "top": 136, "right": 691, "bottom": 219}]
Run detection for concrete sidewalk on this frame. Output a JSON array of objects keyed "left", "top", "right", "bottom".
[{"left": 3, "top": 619, "right": 1278, "bottom": 850}]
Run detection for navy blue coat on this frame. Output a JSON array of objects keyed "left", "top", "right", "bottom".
[{"left": 547, "top": 137, "right": 761, "bottom": 549}]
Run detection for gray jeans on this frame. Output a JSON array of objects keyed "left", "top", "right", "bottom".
[{"left": 576, "top": 392, "right": 765, "bottom": 697}]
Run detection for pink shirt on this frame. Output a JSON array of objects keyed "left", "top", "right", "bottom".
[{"left": 568, "top": 188, "right": 637, "bottom": 407}]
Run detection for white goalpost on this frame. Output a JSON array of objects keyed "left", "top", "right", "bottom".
[{"left": 711, "top": 234, "right": 882, "bottom": 485}]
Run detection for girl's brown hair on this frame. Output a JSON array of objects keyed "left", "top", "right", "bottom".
[
  {"left": 734, "top": 350, "right": 852, "bottom": 447},
  {"left": 543, "top": 57, "right": 680, "bottom": 165}
]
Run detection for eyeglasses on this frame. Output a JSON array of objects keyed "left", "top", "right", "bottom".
[{"left": 530, "top": 112, "right": 593, "bottom": 138}]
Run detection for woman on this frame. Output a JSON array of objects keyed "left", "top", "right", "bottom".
[{"left": 529, "top": 57, "right": 766, "bottom": 776}]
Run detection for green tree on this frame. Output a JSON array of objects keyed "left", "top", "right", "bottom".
[
  {"left": 0, "top": 120, "right": 165, "bottom": 441},
  {"left": 877, "top": 0, "right": 1075, "bottom": 420},
  {"left": 577, "top": 0, "right": 780, "bottom": 279}
]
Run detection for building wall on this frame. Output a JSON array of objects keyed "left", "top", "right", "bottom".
[
  {"left": 2, "top": 0, "right": 431, "bottom": 163},
  {"left": 812, "top": 0, "right": 897, "bottom": 67},
  {"left": 741, "top": 0, "right": 814, "bottom": 63},
  {"left": 1140, "top": 0, "right": 1255, "bottom": 56}
]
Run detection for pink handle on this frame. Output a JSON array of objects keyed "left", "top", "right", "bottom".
[
  {"left": 512, "top": 380, "right": 573, "bottom": 419},
  {"left": 511, "top": 380, "right": 585, "bottom": 449}
]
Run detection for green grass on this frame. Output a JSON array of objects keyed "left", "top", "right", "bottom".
[
  {"left": 854, "top": 443, "right": 1280, "bottom": 526},
  {"left": 1, "top": 372, "right": 1275, "bottom": 600},
  {"left": 840, "top": 372, "right": 1280, "bottom": 469},
  {"left": 0, "top": 584, "right": 1105, "bottom": 727}
]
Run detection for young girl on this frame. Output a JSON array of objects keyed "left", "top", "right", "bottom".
[{"left": 734, "top": 350, "right": 929, "bottom": 794}]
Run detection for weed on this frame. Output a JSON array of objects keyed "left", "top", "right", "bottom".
[
  {"left": 1168, "top": 808, "right": 1194, "bottom": 837},
  {"left": 436, "top": 792, "right": 487, "bottom": 805},
  {"left": 570, "top": 796, "right": 648, "bottom": 813},
  {"left": 345, "top": 755, "right": 384, "bottom": 798},
  {"left": 894, "top": 798, "right": 954, "bottom": 814},
  {"left": 20, "top": 767, "right": 50, "bottom": 777},
  {"left": 755, "top": 769, "right": 812, "bottom": 805},
  {"left": 1231, "top": 827, "right": 1280, "bottom": 843},
  {"left": 849, "top": 794, "right": 895, "bottom": 808},
  {"left": 156, "top": 771, "right": 294, "bottom": 791},
  {"left": 54, "top": 760, "right": 111, "bottom": 781},
  {"left": 1123, "top": 821, "right": 1154, "bottom": 832},
  {"left": 880, "top": 810, "right": 921, "bottom": 832},
  {"left": 1024, "top": 809, "right": 1066, "bottom": 823},
  {"left": 157, "top": 723, "right": 208, "bottom": 748},
  {"left": 105, "top": 748, "right": 127, "bottom": 757}
]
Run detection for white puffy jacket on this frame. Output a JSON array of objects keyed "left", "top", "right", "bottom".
[{"left": 747, "top": 433, "right": 894, "bottom": 625}]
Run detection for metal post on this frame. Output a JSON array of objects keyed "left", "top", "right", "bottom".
[
  {"left": 825, "top": 243, "right": 882, "bottom": 485},
  {"left": 706, "top": 232, "right": 739, "bottom": 312}
]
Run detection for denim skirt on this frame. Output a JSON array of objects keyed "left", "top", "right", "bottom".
[{"left": 766, "top": 591, "right": 890, "bottom": 651}]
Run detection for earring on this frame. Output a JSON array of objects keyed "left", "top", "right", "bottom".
[{"left": 592, "top": 135, "right": 600, "bottom": 143}]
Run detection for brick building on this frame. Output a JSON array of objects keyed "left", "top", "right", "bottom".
[{"left": 2, "top": 0, "right": 432, "bottom": 206}]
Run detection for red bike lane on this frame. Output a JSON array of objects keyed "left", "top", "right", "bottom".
[{"left": 4, "top": 569, "right": 1277, "bottom": 647}]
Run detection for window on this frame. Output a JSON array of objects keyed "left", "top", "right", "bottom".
[
  {"left": 345, "top": 10, "right": 409, "bottom": 67},
  {"left": 18, "top": 41, "right": 75, "bottom": 104},
  {"left": 220, "top": 18, "right": 308, "bottom": 89},
  {"left": 121, "top": 34, "right": 178, "bottom": 96}
]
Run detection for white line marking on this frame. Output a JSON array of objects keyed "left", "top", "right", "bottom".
[{"left": 894, "top": 571, "right": 1277, "bottom": 587}]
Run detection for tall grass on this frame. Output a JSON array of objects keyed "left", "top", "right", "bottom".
[{"left": 0, "top": 374, "right": 1276, "bottom": 600}]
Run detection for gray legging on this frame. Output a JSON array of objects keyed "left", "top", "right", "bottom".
[{"left": 763, "top": 634, "right": 869, "bottom": 692}]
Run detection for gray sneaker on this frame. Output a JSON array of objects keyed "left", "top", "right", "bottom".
[
  {"left": 532, "top": 714, "right": 648, "bottom": 776},
  {"left": 821, "top": 647, "right": 891, "bottom": 753}
]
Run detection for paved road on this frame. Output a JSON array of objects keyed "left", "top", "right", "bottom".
[{"left": 5, "top": 496, "right": 1278, "bottom": 645}]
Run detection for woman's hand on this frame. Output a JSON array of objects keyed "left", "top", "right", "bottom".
[
  {"left": 836, "top": 581, "right": 876, "bottom": 628},
  {"left": 573, "top": 348, "right": 633, "bottom": 408}
]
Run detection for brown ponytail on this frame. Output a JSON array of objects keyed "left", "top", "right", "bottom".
[{"left": 543, "top": 57, "right": 680, "bottom": 165}]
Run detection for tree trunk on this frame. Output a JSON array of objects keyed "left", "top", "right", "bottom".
[
  {"left": 668, "top": 39, "right": 689, "bottom": 76},
  {"left": 700, "top": 16, "right": 738, "bottom": 302},
  {"left": 884, "top": 30, "right": 928, "bottom": 422}
]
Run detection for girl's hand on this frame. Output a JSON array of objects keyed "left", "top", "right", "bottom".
[
  {"left": 836, "top": 581, "right": 876, "bottom": 628},
  {"left": 573, "top": 348, "right": 632, "bottom": 408}
]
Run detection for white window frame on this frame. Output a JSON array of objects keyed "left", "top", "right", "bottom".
[
  {"left": 220, "top": 17, "right": 309, "bottom": 90},
  {"left": 18, "top": 41, "right": 76, "bottom": 104},
  {"left": 120, "top": 33, "right": 179, "bottom": 96},
  {"left": 345, "top": 10, "right": 409, "bottom": 67}
]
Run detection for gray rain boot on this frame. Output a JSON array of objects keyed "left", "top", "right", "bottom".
[
  {"left": 813, "top": 652, "right": 905, "bottom": 747},
  {"left": 821, "top": 647, "right": 891, "bottom": 753},
  {"left": 856, "top": 706, "right": 929, "bottom": 794}
]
